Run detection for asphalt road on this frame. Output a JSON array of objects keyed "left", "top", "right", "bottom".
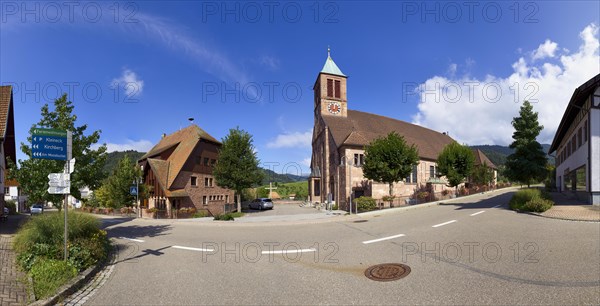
[{"left": 87, "top": 189, "right": 600, "bottom": 305}]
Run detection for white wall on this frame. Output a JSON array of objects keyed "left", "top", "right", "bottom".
[
  {"left": 555, "top": 114, "right": 590, "bottom": 192},
  {"left": 590, "top": 108, "right": 600, "bottom": 204}
]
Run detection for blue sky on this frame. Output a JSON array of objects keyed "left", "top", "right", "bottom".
[{"left": 2, "top": 1, "right": 599, "bottom": 176}]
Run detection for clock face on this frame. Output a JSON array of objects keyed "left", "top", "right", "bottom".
[{"left": 327, "top": 102, "right": 341, "bottom": 114}]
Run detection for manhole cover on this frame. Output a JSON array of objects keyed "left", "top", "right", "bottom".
[
  {"left": 364, "top": 263, "right": 411, "bottom": 281},
  {"left": 354, "top": 220, "right": 368, "bottom": 223}
]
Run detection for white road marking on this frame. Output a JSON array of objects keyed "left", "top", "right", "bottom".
[
  {"left": 432, "top": 220, "right": 457, "bottom": 228},
  {"left": 362, "top": 234, "right": 406, "bottom": 244},
  {"left": 172, "top": 245, "right": 215, "bottom": 252},
  {"left": 492, "top": 204, "right": 501, "bottom": 208},
  {"left": 470, "top": 211, "right": 485, "bottom": 216},
  {"left": 119, "top": 237, "right": 145, "bottom": 243},
  {"left": 261, "top": 248, "right": 316, "bottom": 255}
]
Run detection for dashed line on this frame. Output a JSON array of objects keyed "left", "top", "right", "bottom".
[
  {"left": 119, "top": 237, "right": 145, "bottom": 243},
  {"left": 470, "top": 211, "right": 485, "bottom": 216},
  {"left": 492, "top": 204, "right": 501, "bottom": 208},
  {"left": 362, "top": 234, "right": 406, "bottom": 244},
  {"left": 172, "top": 245, "right": 215, "bottom": 252},
  {"left": 261, "top": 248, "right": 316, "bottom": 255},
  {"left": 432, "top": 220, "right": 457, "bottom": 228}
]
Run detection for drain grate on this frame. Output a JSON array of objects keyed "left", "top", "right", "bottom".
[
  {"left": 364, "top": 263, "right": 411, "bottom": 281},
  {"left": 353, "top": 220, "right": 368, "bottom": 223}
]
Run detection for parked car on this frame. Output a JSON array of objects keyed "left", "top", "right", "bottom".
[
  {"left": 249, "top": 198, "right": 274, "bottom": 210},
  {"left": 30, "top": 204, "right": 44, "bottom": 215}
]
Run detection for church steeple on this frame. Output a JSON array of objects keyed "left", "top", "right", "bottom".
[
  {"left": 314, "top": 48, "right": 348, "bottom": 118},
  {"left": 320, "top": 47, "right": 346, "bottom": 77}
]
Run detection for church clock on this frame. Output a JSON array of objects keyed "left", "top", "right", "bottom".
[{"left": 327, "top": 102, "right": 341, "bottom": 114}]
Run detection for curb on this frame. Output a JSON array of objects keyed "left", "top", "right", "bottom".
[
  {"left": 29, "top": 246, "right": 113, "bottom": 306},
  {"left": 528, "top": 211, "right": 600, "bottom": 223}
]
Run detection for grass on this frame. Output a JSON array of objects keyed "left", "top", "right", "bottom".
[
  {"left": 509, "top": 188, "right": 554, "bottom": 212},
  {"left": 13, "top": 211, "right": 109, "bottom": 301}
]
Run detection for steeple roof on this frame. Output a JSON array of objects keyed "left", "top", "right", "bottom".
[{"left": 320, "top": 48, "right": 346, "bottom": 77}]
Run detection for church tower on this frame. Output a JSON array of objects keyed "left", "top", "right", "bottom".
[{"left": 313, "top": 48, "right": 348, "bottom": 119}]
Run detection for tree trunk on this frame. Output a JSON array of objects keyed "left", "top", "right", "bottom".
[{"left": 237, "top": 193, "right": 241, "bottom": 213}]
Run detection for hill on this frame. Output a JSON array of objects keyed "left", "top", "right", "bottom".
[
  {"left": 103, "top": 150, "right": 145, "bottom": 174},
  {"left": 470, "top": 144, "right": 553, "bottom": 167},
  {"left": 103, "top": 150, "right": 308, "bottom": 183}
]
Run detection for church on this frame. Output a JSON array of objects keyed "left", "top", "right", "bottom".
[{"left": 308, "top": 50, "right": 469, "bottom": 210}]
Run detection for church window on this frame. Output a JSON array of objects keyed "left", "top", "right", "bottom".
[
  {"left": 327, "top": 79, "right": 333, "bottom": 97},
  {"left": 335, "top": 80, "right": 341, "bottom": 98}
]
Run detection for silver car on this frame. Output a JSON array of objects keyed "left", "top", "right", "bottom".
[
  {"left": 249, "top": 198, "right": 274, "bottom": 210},
  {"left": 30, "top": 204, "right": 44, "bottom": 215}
]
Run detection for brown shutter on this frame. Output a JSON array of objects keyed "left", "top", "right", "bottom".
[
  {"left": 335, "top": 80, "right": 341, "bottom": 98},
  {"left": 327, "top": 79, "right": 333, "bottom": 97}
]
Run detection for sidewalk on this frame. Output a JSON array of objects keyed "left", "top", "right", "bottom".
[
  {"left": 0, "top": 214, "right": 33, "bottom": 305},
  {"left": 538, "top": 192, "right": 600, "bottom": 222}
]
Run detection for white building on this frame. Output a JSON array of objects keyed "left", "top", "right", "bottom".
[{"left": 549, "top": 73, "right": 600, "bottom": 205}]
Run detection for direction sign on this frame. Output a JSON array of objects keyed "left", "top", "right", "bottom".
[
  {"left": 32, "top": 128, "right": 71, "bottom": 161},
  {"left": 48, "top": 186, "right": 70, "bottom": 194},
  {"left": 49, "top": 180, "right": 70, "bottom": 188},
  {"left": 48, "top": 173, "right": 70, "bottom": 182}
]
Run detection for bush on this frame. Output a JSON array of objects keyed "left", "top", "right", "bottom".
[
  {"left": 509, "top": 188, "right": 553, "bottom": 212},
  {"left": 30, "top": 259, "right": 78, "bottom": 299},
  {"left": 214, "top": 213, "right": 235, "bottom": 221},
  {"left": 5, "top": 200, "right": 16, "bottom": 214},
  {"left": 354, "top": 196, "right": 377, "bottom": 211},
  {"left": 522, "top": 197, "right": 554, "bottom": 212},
  {"left": 13, "top": 212, "right": 108, "bottom": 272},
  {"left": 193, "top": 210, "right": 210, "bottom": 218}
]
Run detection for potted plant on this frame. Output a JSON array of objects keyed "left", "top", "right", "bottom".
[{"left": 146, "top": 207, "right": 158, "bottom": 218}]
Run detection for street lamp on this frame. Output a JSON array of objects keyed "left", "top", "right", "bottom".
[{"left": 340, "top": 155, "right": 355, "bottom": 214}]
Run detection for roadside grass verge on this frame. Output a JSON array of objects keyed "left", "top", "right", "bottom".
[
  {"left": 509, "top": 188, "right": 554, "bottom": 213},
  {"left": 13, "top": 211, "right": 109, "bottom": 300}
]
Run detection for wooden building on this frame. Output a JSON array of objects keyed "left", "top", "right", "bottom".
[{"left": 138, "top": 125, "right": 234, "bottom": 217}]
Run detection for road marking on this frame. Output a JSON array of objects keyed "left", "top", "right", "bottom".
[
  {"left": 119, "top": 237, "right": 144, "bottom": 243},
  {"left": 362, "top": 234, "right": 406, "bottom": 244},
  {"left": 432, "top": 220, "right": 457, "bottom": 228},
  {"left": 470, "top": 211, "right": 485, "bottom": 216},
  {"left": 172, "top": 245, "right": 215, "bottom": 252},
  {"left": 262, "top": 248, "right": 316, "bottom": 255},
  {"left": 492, "top": 204, "right": 501, "bottom": 208}
]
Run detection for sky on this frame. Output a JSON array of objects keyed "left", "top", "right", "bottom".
[{"left": 1, "top": 1, "right": 599, "bottom": 177}]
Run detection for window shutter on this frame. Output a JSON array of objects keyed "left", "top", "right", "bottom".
[
  {"left": 327, "top": 79, "right": 333, "bottom": 97},
  {"left": 335, "top": 80, "right": 341, "bottom": 98}
]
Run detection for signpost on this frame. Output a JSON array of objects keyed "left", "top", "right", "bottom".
[{"left": 32, "top": 128, "right": 73, "bottom": 261}]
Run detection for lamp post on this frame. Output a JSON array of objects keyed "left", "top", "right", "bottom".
[
  {"left": 133, "top": 176, "right": 142, "bottom": 218},
  {"left": 340, "top": 155, "right": 355, "bottom": 214}
]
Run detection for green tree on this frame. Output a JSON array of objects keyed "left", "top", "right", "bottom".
[
  {"left": 213, "top": 127, "right": 264, "bottom": 212},
  {"left": 505, "top": 101, "right": 548, "bottom": 187},
  {"left": 436, "top": 142, "right": 475, "bottom": 193},
  {"left": 8, "top": 94, "right": 107, "bottom": 210},
  {"left": 471, "top": 162, "right": 494, "bottom": 187},
  {"left": 99, "top": 154, "right": 144, "bottom": 208},
  {"left": 362, "top": 132, "right": 420, "bottom": 205}
]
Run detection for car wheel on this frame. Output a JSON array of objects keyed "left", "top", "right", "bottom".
[{"left": 258, "top": 205, "right": 262, "bottom": 211}]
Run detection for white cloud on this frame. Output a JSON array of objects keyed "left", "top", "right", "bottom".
[
  {"left": 412, "top": 23, "right": 600, "bottom": 146},
  {"left": 112, "top": 69, "right": 144, "bottom": 97},
  {"left": 266, "top": 130, "right": 312, "bottom": 149},
  {"left": 260, "top": 55, "right": 280, "bottom": 71},
  {"left": 532, "top": 39, "right": 559, "bottom": 60},
  {"left": 103, "top": 139, "right": 154, "bottom": 153},
  {"left": 300, "top": 157, "right": 311, "bottom": 167}
]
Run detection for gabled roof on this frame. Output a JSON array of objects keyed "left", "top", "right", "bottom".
[
  {"left": 549, "top": 73, "right": 600, "bottom": 153},
  {"left": 322, "top": 110, "right": 455, "bottom": 160},
  {"left": 0, "top": 85, "right": 13, "bottom": 138},
  {"left": 320, "top": 53, "right": 346, "bottom": 77},
  {"left": 0, "top": 85, "right": 16, "bottom": 165},
  {"left": 472, "top": 149, "right": 497, "bottom": 170},
  {"left": 139, "top": 125, "right": 220, "bottom": 190}
]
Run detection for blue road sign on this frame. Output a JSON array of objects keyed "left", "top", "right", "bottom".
[
  {"left": 32, "top": 128, "right": 69, "bottom": 161},
  {"left": 130, "top": 186, "right": 138, "bottom": 196}
]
